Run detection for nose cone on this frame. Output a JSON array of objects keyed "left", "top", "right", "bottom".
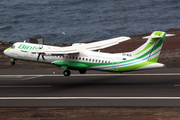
[
  {"left": 3, "top": 47, "right": 11, "bottom": 56},
  {"left": 3, "top": 49, "right": 7, "bottom": 55}
]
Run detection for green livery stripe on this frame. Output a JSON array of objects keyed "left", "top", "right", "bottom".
[
  {"left": 5, "top": 47, "right": 12, "bottom": 50},
  {"left": 114, "top": 33, "right": 166, "bottom": 67},
  {"left": 106, "top": 60, "right": 155, "bottom": 72},
  {"left": 117, "top": 37, "right": 164, "bottom": 65},
  {"left": 53, "top": 34, "right": 165, "bottom": 70},
  {"left": 117, "top": 61, "right": 152, "bottom": 72},
  {"left": 134, "top": 32, "right": 165, "bottom": 60},
  {"left": 135, "top": 31, "right": 163, "bottom": 55},
  {"left": 153, "top": 32, "right": 166, "bottom": 51},
  {"left": 135, "top": 38, "right": 158, "bottom": 55},
  {"left": 154, "top": 31, "right": 163, "bottom": 36},
  {"left": 53, "top": 61, "right": 110, "bottom": 70},
  {"left": 148, "top": 56, "right": 159, "bottom": 62},
  {"left": 53, "top": 51, "right": 160, "bottom": 71},
  {"left": 53, "top": 32, "right": 166, "bottom": 71}
]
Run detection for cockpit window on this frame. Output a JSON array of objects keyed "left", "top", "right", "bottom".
[{"left": 11, "top": 44, "right": 15, "bottom": 49}]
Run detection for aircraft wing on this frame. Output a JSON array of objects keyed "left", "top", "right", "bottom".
[
  {"left": 28, "top": 36, "right": 130, "bottom": 55},
  {"left": 29, "top": 46, "right": 79, "bottom": 55},
  {"left": 76, "top": 36, "right": 131, "bottom": 51}
]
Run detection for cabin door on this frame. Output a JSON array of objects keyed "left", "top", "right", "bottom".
[{"left": 112, "top": 57, "right": 119, "bottom": 71}]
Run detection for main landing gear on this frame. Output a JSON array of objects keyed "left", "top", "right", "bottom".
[
  {"left": 61, "top": 65, "right": 86, "bottom": 76},
  {"left": 63, "top": 69, "right": 71, "bottom": 76},
  {"left": 63, "top": 69, "right": 87, "bottom": 76},
  {"left": 79, "top": 70, "right": 86, "bottom": 74}
]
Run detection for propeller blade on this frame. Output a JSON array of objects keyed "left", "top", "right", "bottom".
[
  {"left": 42, "top": 54, "right": 45, "bottom": 61},
  {"left": 37, "top": 53, "right": 41, "bottom": 63}
]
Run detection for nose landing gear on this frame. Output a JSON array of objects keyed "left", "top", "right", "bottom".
[
  {"left": 11, "top": 61, "right": 15, "bottom": 65},
  {"left": 10, "top": 58, "right": 16, "bottom": 65}
]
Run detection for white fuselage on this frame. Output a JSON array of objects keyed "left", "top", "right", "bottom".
[
  {"left": 3, "top": 42, "right": 164, "bottom": 72},
  {"left": 3, "top": 42, "right": 133, "bottom": 69}
]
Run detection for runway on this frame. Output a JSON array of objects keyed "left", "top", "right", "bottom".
[{"left": 0, "top": 68, "right": 180, "bottom": 107}]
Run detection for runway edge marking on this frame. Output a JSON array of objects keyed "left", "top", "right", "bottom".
[
  {"left": 0, "top": 73, "right": 180, "bottom": 77},
  {"left": 1, "top": 97, "right": 180, "bottom": 100}
]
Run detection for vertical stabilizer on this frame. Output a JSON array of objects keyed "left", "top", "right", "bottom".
[{"left": 128, "top": 31, "right": 167, "bottom": 62}]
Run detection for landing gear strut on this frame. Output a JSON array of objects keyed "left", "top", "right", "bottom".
[{"left": 63, "top": 69, "right": 71, "bottom": 76}]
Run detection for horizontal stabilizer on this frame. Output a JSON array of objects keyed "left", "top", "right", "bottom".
[
  {"left": 165, "top": 34, "right": 175, "bottom": 37},
  {"left": 143, "top": 35, "right": 161, "bottom": 39},
  {"left": 143, "top": 34, "right": 175, "bottom": 39}
]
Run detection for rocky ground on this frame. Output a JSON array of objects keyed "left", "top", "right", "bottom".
[
  {"left": 0, "top": 29, "right": 180, "bottom": 120},
  {"left": 1, "top": 107, "right": 180, "bottom": 120}
]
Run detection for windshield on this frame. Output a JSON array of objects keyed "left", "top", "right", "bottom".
[{"left": 11, "top": 44, "right": 15, "bottom": 49}]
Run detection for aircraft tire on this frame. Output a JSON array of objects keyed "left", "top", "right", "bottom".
[
  {"left": 79, "top": 70, "right": 86, "bottom": 74},
  {"left": 63, "top": 70, "right": 71, "bottom": 76},
  {"left": 11, "top": 61, "right": 15, "bottom": 65}
]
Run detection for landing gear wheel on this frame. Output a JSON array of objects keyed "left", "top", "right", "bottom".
[
  {"left": 11, "top": 61, "right": 15, "bottom": 65},
  {"left": 63, "top": 70, "right": 71, "bottom": 76},
  {"left": 79, "top": 70, "right": 86, "bottom": 74}
]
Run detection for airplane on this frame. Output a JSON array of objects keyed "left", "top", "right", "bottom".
[{"left": 3, "top": 31, "right": 174, "bottom": 76}]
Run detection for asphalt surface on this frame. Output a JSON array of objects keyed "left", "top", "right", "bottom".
[{"left": 0, "top": 68, "right": 180, "bottom": 107}]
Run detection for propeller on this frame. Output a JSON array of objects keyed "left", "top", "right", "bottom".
[
  {"left": 62, "top": 32, "right": 75, "bottom": 45},
  {"left": 37, "top": 53, "right": 45, "bottom": 63}
]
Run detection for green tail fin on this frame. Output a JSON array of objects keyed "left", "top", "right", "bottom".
[{"left": 128, "top": 31, "right": 166, "bottom": 62}]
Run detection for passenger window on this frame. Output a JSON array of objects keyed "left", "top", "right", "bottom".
[
  {"left": 89, "top": 59, "right": 91, "bottom": 61},
  {"left": 86, "top": 58, "right": 88, "bottom": 61},
  {"left": 82, "top": 58, "right": 84, "bottom": 61},
  {"left": 79, "top": 57, "right": 81, "bottom": 60}
]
